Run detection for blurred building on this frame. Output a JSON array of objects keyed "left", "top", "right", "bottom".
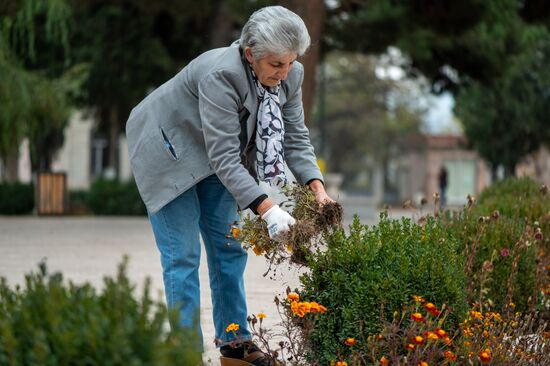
[{"left": 393, "top": 133, "right": 491, "bottom": 206}]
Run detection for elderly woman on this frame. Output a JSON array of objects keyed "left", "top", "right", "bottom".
[{"left": 126, "top": 5, "right": 332, "bottom": 365}]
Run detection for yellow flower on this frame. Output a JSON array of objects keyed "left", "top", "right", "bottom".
[
  {"left": 335, "top": 361, "right": 348, "bottom": 366},
  {"left": 287, "top": 292, "right": 300, "bottom": 302},
  {"left": 225, "top": 323, "right": 239, "bottom": 333},
  {"left": 413, "top": 336, "right": 424, "bottom": 345},
  {"left": 406, "top": 343, "right": 415, "bottom": 350},
  {"left": 257, "top": 312, "right": 266, "bottom": 320},
  {"left": 344, "top": 337, "right": 357, "bottom": 346},
  {"left": 230, "top": 226, "right": 240, "bottom": 239}
]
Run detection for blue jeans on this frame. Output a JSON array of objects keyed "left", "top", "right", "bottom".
[{"left": 149, "top": 174, "right": 251, "bottom": 348}]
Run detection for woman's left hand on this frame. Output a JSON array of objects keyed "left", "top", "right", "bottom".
[{"left": 308, "top": 179, "right": 335, "bottom": 206}]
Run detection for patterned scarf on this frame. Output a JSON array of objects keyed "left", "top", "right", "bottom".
[{"left": 249, "top": 66, "right": 287, "bottom": 188}]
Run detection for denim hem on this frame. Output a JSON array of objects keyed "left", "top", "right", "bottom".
[{"left": 216, "top": 335, "right": 253, "bottom": 348}]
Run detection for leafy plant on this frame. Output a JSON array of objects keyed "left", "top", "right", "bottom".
[
  {"left": 0, "top": 258, "right": 201, "bottom": 365},
  {"left": 87, "top": 178, "right": 146, "bottom": 215},
  {"left": 300, "top": 214, "right": 467, "bottom": 364},
  {"left": 0, "top": 182, "right": 34, "bottom": 215}
]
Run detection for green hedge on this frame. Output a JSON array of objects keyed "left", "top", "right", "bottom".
[
  {"left": 0, "top": 260, "right": 201, "bottom": 365},
  {"left": 88, "top": 178, "right": 146, "bottom": 215},
  {"left": 301, "top": 215, "right": 467, "bottom": 364},
  {"left": 441, "top": 177, "right": 549, "bottom": 311},
  {"left": 0, "top": 182, "right": 34, "bottom": 215}
]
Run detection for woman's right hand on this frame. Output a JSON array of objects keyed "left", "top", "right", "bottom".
[{"left": 261, "top": 204, "right": 296, "bottom": 240}]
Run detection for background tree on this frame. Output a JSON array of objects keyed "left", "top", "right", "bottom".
[
  {"left": 322, "top": 0, "right": 550, "bottom": 180},
  {"left": 313, "top": 52, "right": 423, "bottom": 191},
  {"left": 0, "top": 0, "right": 72, "bottom": 179},
  {"left": 455, "top": 36, "right": 550, "bottom": 179}
]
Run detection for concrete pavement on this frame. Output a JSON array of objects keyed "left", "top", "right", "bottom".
[{"left": 0, "top": 199, "right": 411, "bottom": 364}]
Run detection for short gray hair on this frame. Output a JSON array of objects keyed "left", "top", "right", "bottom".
[{"left": 239, "top": 6, "right": 311, "bottom": 59}]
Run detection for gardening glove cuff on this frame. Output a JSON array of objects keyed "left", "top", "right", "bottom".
[{"left": 261, "top": 205, "right": 296, "bottom": 240}]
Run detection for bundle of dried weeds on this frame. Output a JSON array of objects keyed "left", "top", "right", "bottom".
[{"left": 234, "top": 184, "right": 343, "bottom": 275}]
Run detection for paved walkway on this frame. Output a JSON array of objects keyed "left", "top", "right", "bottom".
[{"left": 0, "top": 200, "right": 411, "bottom": 364}]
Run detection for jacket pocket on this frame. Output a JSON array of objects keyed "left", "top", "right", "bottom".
[{"left": 160, "top": 127, "right": 179, "bottom": 160}]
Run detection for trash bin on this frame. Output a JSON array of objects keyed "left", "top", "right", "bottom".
[{"left": 36, "top": 172, "right": 67, "bottom": 215}]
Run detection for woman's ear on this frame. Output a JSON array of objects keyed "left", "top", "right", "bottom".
[{"left": 244, "top": 47, "right": 254, "bottom": 64}]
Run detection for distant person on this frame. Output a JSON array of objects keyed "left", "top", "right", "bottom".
[
  {"left": 126, "top": 5, "right": 334, "bottom": 366},
  {"left": 439, "top": 166, "right": 448, "bottom": 207}
]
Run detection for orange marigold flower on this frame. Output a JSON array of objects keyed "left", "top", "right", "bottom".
[
  {"left": 435, "top": 327, "right": 448, "bottom": 338},
  {"left": 463, "top": 327, "right": 474, "bottom": 337},
  {"left": 319, "top": 304, "right": 328, "bottom": 313},
  {"left": 464, "top": 341, "right": 472, "bottom": 348},
  {"left": 444, "top": 351, "right": 457, "bottom": 361},
  {"left": 252, "top": 245, "right": 264, "bottom": 256},
  {"left": 411, "top": 312, "right": 425, "bottom": 322},
  {"left": 380, "top": 356, "right": 390, "bottom": 365},
  {"left": 309, "top": 301, "right": 321, "bottom": 313},
  {"left": 424, "top": 302, "right": 440, "bottom": 316},
  {"left": 418, "top": 362, "right": 428, "bottom": 366},
  {"left": 225, "top": 323, "right": 239, "bottom": 333},
  {"left": 299, "top": 302, "right": 311, "bottom": 314},
  {"left": 413, "top": 336, "right": 424, "bottom": 345},
  {"left": 413, "top": 295, "right": 425, "bottom": 303},
  {"left": 479, "top": 349, "right": 492, "bottom": 363},
  {"left": 469, "top": 310, "right": 483, "bottom": 320},
  {"left": 543, "top": 331, "right": 550, "bottom": 339},
  {"left": 344, "top": 338, "right": 357, "bottom": 346},
  {"left": 406, "top": 343, "right": 415, "bottom": 350},
  {"left": 482, "top": 330, "right": 489, "bottom": 338},
  {"left": 287, "top": 292, "right": 300, "bottom": 302},
  {"left": 335, "top": 361, "right": 348, "bottom": 366},
  {"left": 443, "top": 337, "right": 453, "bottom": 346},
  {"left": 257, "top": 312, "right": 266, "bottom": 320},
  {"left": 230, "top": 226, "right": 240, "bottom": 239}
]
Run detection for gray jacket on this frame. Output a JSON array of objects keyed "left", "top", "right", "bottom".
[{"left": 126, "top": 42, "right": 323, "bottom": 214}]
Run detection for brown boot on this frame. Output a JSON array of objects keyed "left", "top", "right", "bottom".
[{"left": 219, "top": 342, "right": 274, "bottom": 366}]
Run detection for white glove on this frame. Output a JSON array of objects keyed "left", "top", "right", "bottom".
[{"left": 261, "top": 205, "right": 296, "bottom": 240}]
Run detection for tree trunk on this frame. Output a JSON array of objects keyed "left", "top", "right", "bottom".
[
  {"left": 209, "top": 1, "right": 235, "bottom": 48},
  {"left": 278, "top": 0, "right": 326, "bottom": 125}
]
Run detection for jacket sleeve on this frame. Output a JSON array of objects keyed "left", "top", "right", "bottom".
[
  {"left": 198, "top": 70, "right": 265, "bottom": 209},
  {"left": 282, "top": 64, "right": 324, "bottom": 185}
]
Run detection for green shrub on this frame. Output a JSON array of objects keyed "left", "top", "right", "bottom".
[
  {"left": 0, "top": 182, "right": 34, "bottom": 215},
  {"left": 441, "top": 177, "right": 549, "bottom": 312},
  {"left": 300, "top": 214, "right": 467, "bottom": 364},
  {"left": 88, "top": 178, "right": 146, "bottom": 215},
  {"left": 0, "top": 259, "right": 201, "bottom": 365},
  {"left": 68, "top": 189, "right": 90, "bottom": 215}
]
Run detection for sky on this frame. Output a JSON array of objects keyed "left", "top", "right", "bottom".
[{"left": 423, "top": 92, "right": 462, "bottom": 135}]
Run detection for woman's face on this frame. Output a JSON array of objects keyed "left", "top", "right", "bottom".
[{"left": 245, "top": 47, "right": 297, "bottom": 88}]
